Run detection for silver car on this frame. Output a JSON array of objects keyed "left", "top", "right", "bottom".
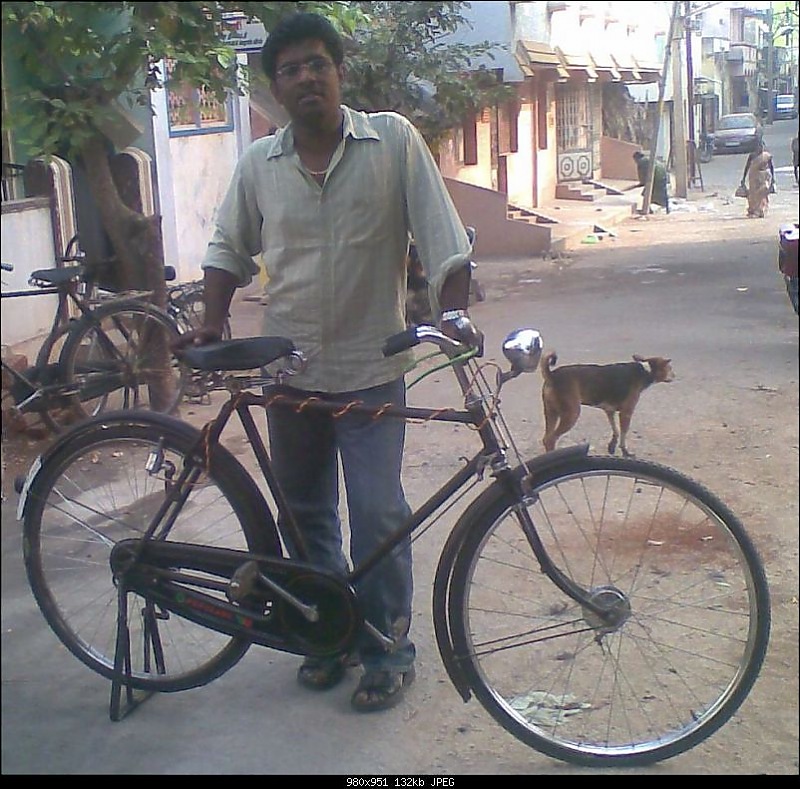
[{"left": 713, "top": 113, "right": 763, "bottom": 153}]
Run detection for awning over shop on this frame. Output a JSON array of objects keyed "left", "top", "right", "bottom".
[
  {"left": 631, "top": 56, "right": 662, "bottom": 81},
  {"left": 611, "top": 54, "right": 641, "bottom": 81},
  {"left": 517, "top": 40, "right": 661, "bottom": 84},
  {"left": 588, "top": 51, "right": 622, "bottom": 82},
  {"left": 515, "top": 40, "right": 569, "bottom": 79},
  {"left": 554, "top": 47, "right": 599, "bottom": 81}
]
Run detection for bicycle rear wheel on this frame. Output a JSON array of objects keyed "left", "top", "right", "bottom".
[
  {"left": 59, "top": 299, "right": 188, "bottom": 418},
  {"left": 442, "top": 455, "right": 770, "bottom": 766},
  {"left": 171, "top": 284, "right": 232, "bottom": 339},
  {"left": 22, "top": 413, "right": 280, "bottom": 692}
]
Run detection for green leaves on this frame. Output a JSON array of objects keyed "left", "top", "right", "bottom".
[
  {"left": 2, "top": 2, "right": 364, "bottom": 159},
  {"left": 342, "top": 1, "right": 511, "bottom": 145}
]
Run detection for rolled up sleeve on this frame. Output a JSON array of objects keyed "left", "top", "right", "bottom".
[
  {"left": 202, "top": 154, "right": 263, "bottom": 287},
  {"left": 401, "top": 121, "right": 471, "bottom": 315}
]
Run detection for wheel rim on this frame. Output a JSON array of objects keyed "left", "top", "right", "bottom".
[
  {"left": 455, "top": 467, "right": 766, "bottom": 763},
  {"left": 27, "top": 433, "right": 252, "bottom": 690},
  {"left": 66, "top": 307, "right": 186, "bottom": 417}
]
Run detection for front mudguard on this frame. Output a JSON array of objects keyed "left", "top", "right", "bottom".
[{"left": 432, "top": 444, "right": 589, "bottom": 702}]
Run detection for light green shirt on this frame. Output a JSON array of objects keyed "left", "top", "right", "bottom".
[{"left": 202, "top": 105, "right": 471, "bottom": 392}]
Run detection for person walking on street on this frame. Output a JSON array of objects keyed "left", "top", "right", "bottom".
[
  {"left": 791, "top": 134, "right": 799, "bottom": 186},
  {"left": 740, "top": 140, "right": 775, "bottom": 218},
  {"left": 633, "top": 151, "right": 670, "bottom": 214},
  {"left": 174, "top": 13, "right": 480, "bottom": 713}
]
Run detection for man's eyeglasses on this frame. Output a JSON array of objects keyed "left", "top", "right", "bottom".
[{"left": 274, "top": 56, "right": 336, "bottom": 81}]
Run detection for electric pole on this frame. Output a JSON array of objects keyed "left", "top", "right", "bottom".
[
  {"left": 643, "top": 1, "right": 681, "bottom": 215},
  {"left": 685, "top": 1, "right": 698, "bottom": 187},
  {"left": 766, "top": 3, "right": 774, "bottom": 125},
  {"left": 672, "top": 3, "right": 688, "bottom": 198}
]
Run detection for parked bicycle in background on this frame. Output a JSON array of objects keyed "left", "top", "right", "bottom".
[{"left": 2, "top": 235, "right": 225, "bottom": 436}]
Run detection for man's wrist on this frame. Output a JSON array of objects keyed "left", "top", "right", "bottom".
[{"left": 440, "top": 308, "right": 468, "bottom": 322}]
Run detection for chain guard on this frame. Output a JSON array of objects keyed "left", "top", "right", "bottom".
[{"left": 110, "top": 539, "right": 362, "bottom": 657}]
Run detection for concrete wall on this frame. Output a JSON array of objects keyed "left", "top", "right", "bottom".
[
  {"left": 600, "top": 136, "right": 641, "bottom": 180},
  {"left": 444, "top": 177, "right": 551, "bottom": 259},
  {"left": 507, "top": 104, "right": 534, "bottom": 208},
  {"left": 168, "top": 132, "right": 240, "bottom": 282},
  {"left": 1, "top": 201, "right": 58, "bottom": 349}
]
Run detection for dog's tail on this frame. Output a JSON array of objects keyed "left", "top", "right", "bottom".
[{"left": 540, "top": 350, "right": 557, "bottom": 381}]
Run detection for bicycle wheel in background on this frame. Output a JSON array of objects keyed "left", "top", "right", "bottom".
[
  {"left": 21, "top": 413, "right": 280, "bottom": 692},
  {"left": 170, "top": 283, "right": 232, "bottom": 339},
  {"left": 59, "top": 299, "right": 188, "bottom": 418},
  {"left": 439, "top": 455, "right": 770, "bottom": 767},
  {"left": 30, "top": 319, "right": 84, "bottom": 433},
  {"left": 169, "top": 284, "right": 232, "bottom": 403}
]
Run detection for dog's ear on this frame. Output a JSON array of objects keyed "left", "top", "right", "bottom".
[{"left": 633, "top": 354, "right": 645, "bottom": 362}]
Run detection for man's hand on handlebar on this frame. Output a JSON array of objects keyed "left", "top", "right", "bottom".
[{"left": 439, "top": 312, "right": 484, "bottom": 357}]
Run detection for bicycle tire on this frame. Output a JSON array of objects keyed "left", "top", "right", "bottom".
[
  {"left": 59, "top": 299, "right": 188, "bottom": 418},
  {"left": 22, "top": 412, "right": 281, "bottom": 692},
  {"left": 439, "top": 454, "right": 770, "bottom": 767},
  {"left": 32, "top": 319, "right": 83, "bottom": 434},
  {"left": 171, "top": 286, "right": 232, "bottom": 340}
]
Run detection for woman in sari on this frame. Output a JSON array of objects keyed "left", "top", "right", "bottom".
[{"left": 740, "top": 141, "right": 775, "bottom": 218}]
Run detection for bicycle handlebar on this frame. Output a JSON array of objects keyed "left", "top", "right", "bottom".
[{"left": 382, "top": 323, "right": 473, "bottom": 358}]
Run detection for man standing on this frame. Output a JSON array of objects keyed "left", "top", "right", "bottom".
[
  {"left": 633, "top": 150, "right": 670, "bottom": 213},
  {"left": 177, "top": 13, "right": 479, "bottom": 712}
]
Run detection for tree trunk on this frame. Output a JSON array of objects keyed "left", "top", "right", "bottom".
[{"left": 79, "top": 136, "right": 177, "bottom": 412}]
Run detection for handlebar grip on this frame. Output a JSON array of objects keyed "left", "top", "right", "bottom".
[{"left": 382, "top": 327, "right": 420, "bottom": 357}]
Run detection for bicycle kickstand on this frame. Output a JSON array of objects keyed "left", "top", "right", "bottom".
[{"left": 109, "top": 582, "right": 156, "bottom": 721}]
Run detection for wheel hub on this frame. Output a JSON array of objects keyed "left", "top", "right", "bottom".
[{"left": 583, "top": 585, "right": 631, "bottom": 634}]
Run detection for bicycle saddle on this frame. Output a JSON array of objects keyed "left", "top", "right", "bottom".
[
  {"left": 29, "top": 266, "right": 86, "bottom": 287},
  {"left": 179, "top": 337, "right": 296, "bottom": 371}
]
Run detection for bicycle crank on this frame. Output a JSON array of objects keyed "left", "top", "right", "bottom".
[{"left": 110, "top": 539, "right": 363, "bottom": 658}]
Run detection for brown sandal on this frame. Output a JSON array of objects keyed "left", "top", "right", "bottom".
[
  {"left": 297, "top": 655, "right": 352, "bottom": 691},
  {"left": 351, "top": 666, "right": 415, "bottom": 712}
]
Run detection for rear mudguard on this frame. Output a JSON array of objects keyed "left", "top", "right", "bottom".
[{"left": 432, "top": 444, "right": 589, "bottom": 702}]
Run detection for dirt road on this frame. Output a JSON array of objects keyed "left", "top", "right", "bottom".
[{"left": 2, "top": 184, "right": 797, "bottom": 775}]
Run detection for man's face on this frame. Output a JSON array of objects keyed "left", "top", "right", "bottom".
[{"left": 270, "top": 39, "right": 344, "bottom": 126}]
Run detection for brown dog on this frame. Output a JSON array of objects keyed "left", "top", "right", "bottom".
[{"left": 541, "top": 351, "right": 674, "bottom": 456}]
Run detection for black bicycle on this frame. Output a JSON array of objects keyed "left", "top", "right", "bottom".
[
  {"left": 1, "top": 238, "right": 217, "bottom": 433},
  {"left": 16, "top": 322, "right": 770, "bottom": 767}
]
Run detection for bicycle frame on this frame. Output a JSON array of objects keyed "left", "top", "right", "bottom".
[{"left": 129, "top": 370, "right": 610, "bottom": 644}]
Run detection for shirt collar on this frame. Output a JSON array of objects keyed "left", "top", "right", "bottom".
[{"left": 265, "top": 105, "right": 381, "bottom": 161}]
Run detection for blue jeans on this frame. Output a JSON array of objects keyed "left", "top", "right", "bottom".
[{"left": 266, "top": 377, "right": 415, "bottom": 672}]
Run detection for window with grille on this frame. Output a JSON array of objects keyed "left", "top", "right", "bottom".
[{"left": 165, "top": 60, "right": 233, "bottom": 137}]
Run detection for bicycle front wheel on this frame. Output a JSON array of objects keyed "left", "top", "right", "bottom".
[
  {"left": 59, "top": 299, "right": 188, "bottom": 418},
  {"left": 444, "top": 455, "right": 770, "bottom": 766},
  {"left": 22, "top": 413, "right": 280, "bottom": 692}
]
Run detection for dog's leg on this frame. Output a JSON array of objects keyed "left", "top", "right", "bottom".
[
  {"left": 546, "top": 404, "right": 580, "bottom": 451},
  {"left": 618, "top": 408, "right": 633, "bottom": 457},
  {"left": 604, "top": 410, "right": 619, "bottom": 454},
  {"left": 542, "top": 393, "right": 559, "bottom": 451}
]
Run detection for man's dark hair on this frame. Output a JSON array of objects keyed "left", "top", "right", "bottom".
[{"left": 261, "top": 13, "right": 345, "bottom": 79}]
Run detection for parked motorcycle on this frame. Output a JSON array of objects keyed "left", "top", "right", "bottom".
[
  {"left": 778, "top": 222, "right": 799, "bottom": 316},
  {"left": 405, "top": 226, "right": 484, "bottom": 326},
  {"left": 697, "top": 132, "right": 715, "bottom": 164}
]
